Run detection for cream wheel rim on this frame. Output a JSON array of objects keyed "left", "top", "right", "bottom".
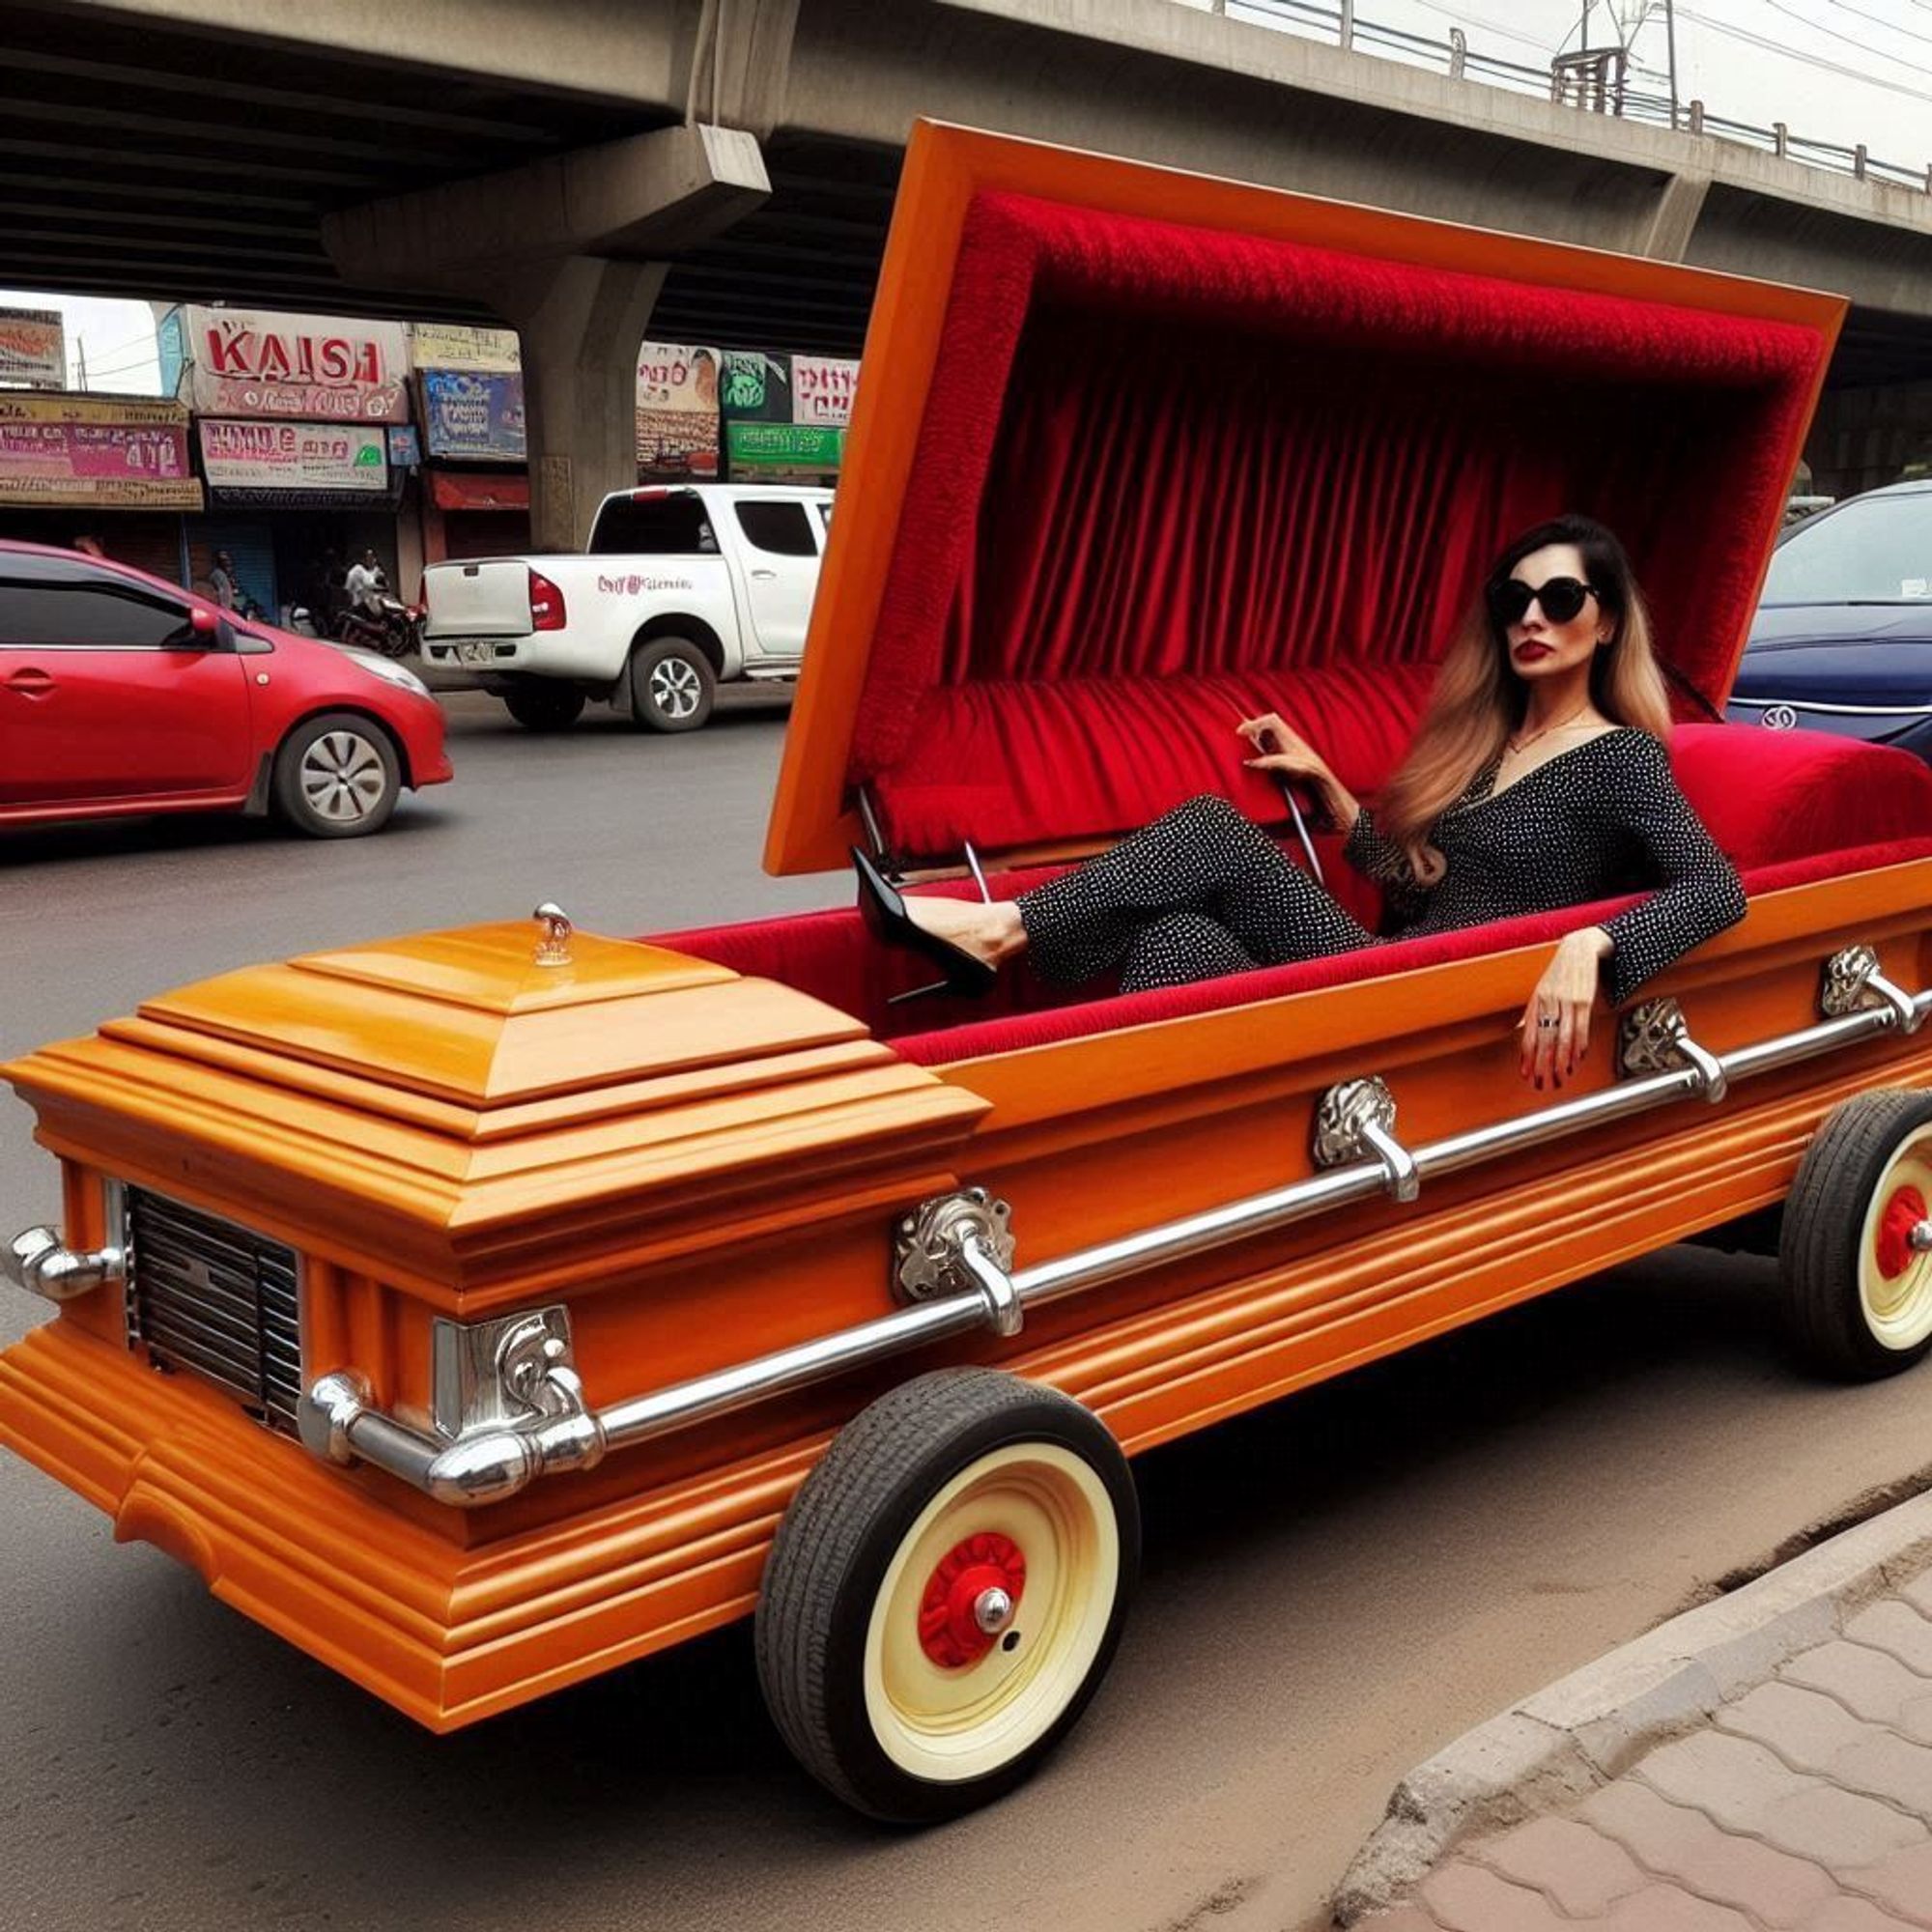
[
  {"left": 863, "top": 1441, "right": 1119, "bottom": 1783},
  {"left": 1858, "top": 1128, "right": 1932, "bottom": 1350}
]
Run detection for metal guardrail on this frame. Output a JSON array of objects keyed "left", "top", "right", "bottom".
[{"left": 1207, "top": 0, "right": 1930, "bottom": 195}]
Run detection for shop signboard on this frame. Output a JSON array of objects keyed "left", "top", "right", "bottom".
[
  {"left": 720, "top": 350, "right": 793, "bottom": 423},
  {"left": 791, "top": 355, "right": 860, "bottom": 427},
  {"left": 387, "top": 424, "right": 421, "bottom": 469},
  {"left": 0, "top": 393, "right": 201, "bottom": 508},
  {"left": 199, "top": 419, "right": 389, "bottom": 496},
  {"left": 183, "top": 307, "right": 411, "bottom": 422},
  {"left": 725, "top": 421, "right": 843, "bottom": 469},
  {"left": 419, "top": 369, "right": 526, "bottom": 461},
  {"left": 0, "top": 307, "right": 66, "bottom": 389},
  {"left": 636, "top": 340, "right": 720, "bottom": 478},
  {"left": 409, "top": 323, "right": 521, "bottom": 373}
]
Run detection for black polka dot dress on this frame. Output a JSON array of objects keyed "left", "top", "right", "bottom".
[{"left": 1014, "top": 728, "right": 1747, "bottom": 1005}]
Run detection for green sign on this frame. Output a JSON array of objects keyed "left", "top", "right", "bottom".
[{"left": 726, "top": 421, "right": 843, "bottom": 467}]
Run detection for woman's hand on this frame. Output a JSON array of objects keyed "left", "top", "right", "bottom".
[
  {"left": 1519, "top": 928, "right": 1614, "bottom": 1090},
  {"left": 1236, "top": 712, "right": 1329, "bottom": 784}
]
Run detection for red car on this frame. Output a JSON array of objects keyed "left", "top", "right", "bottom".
[{"left": 0, "top": 542, "right": 452, "bottom": 838}]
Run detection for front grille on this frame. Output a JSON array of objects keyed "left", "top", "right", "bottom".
[{"left": 125, "top": 1186, "right": 303, "bottom": 1435}]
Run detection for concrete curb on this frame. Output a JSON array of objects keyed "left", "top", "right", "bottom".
[{"left": 1329, "top": 1485, "right": 1932, "bottom": 1926}]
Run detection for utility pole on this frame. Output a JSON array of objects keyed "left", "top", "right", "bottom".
[
  {"left": 1664, "top": 0, "right": 1680, "bottom": 132},
  {"left": 76, "top": 338, "right": 88, "bottom": 391}
]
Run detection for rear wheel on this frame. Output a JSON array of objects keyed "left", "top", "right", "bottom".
[
  {"left": 271, "top": 712, "right": 401, "bottom": 838},
  {"left": 502, "top": 684, "right": 586, "bottom": 732},
  {"left": 626, "top": 636, "right": 715, "bottom": 732},
  {"left": 1781, "top": 1090, "right": 1932, "bottom": 1379},
  {"left": 755, "top": 1369, "right": 1137, "bottom": 1823}
]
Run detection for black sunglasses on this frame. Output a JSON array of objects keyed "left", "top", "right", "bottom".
[{"left": 1489, "top": 575, "right": 1600, "bottom": 627}]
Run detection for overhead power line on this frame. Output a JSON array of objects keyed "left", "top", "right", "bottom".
[
  {"left": 1822, "top": 0, "right": 1932, "bottom": 53},
  {"left": 1678, "top": 3, "right": 1932, "bottom": 106}
]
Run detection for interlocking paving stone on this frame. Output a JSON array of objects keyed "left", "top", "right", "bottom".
[
  {"left": 1801, "top": 1899, "right": 1926, "bottom": 1931},
  {"left": 1723, "top": 1683, "right": 1888, "bottom": 1774},
  {"left": 1419, "top": 1861, "right": 1579, "bottom": 1932},
  {"left": 1845, "top": 1605, "right": 1932, "bottom": 1681},
  {"left": 1639, "top": 1732, "right": 1823, "bottom": 1833},
  {"left": 1836, "top": 1732, "right": 1932, "bottom": 1820},
  {"left": 1901, "top": 1575, "right": 1932, "bottom": 1622},
  {"left": 1470, "top": 1815, "right": 1646, "bottom": 1915},
  {"left": 1784, "top": 1643, "right": 1932, "bottom": 1726},
  {"left": 1582, "top": 1780, "right": 1726, "bottom": 1867},
  {"left": 1363, "top": 1911, "right": 1443, "bottom": 1931},
  {"left": 1842, "top": 1838, "right": 1932, "bottom": 1924},
  {"left": 1757, "top": 1785, "right": 1927, "bottom": 1873},
  {"left": 1601, "top": 1885, "right": 1759, "bottom": 1929}
]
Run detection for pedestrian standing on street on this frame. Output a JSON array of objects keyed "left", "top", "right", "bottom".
[{"left": 209, "top": 550, "right": 238, "bottom": 610}]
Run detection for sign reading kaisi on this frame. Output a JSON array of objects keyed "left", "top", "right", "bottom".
[{"left": 184, "top": 308, "right": 411, "bottom": 423}]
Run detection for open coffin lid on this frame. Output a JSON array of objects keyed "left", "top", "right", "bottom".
[
  {"left": 671, "top": 123, "right": 1932, "bottom": 1063},
  {"left": 765, "top": 120, "right": 1852, "bottom": 880}
]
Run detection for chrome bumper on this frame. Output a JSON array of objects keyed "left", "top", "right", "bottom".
[{"left": 11, "top": 950, "right": 1930, "bottom": 1509}]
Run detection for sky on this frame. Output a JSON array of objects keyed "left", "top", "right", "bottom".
[{"left": 4, "top": 0, "right": 1930, "bottom": 395}]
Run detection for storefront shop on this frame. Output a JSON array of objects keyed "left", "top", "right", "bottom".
[
  {"left": 637, "top": 340, "right": 721, "bottom": 480},
  {"left": 719, "top": 351, "right": 855, "bottom": 487},
  {"left": 192, "top": 417, "right": 403, "bottom": 622},
  {"left": 415, "top": 365, "right": 529, "bottom": 563},
  {"left": 0, "top": 391, "right": 202, "bottom": 579}
]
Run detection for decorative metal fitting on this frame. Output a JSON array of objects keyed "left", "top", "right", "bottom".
[
  {"left": 1618, "top": 998, "right": 1727, "bottom": 1102},
  {"left": 432, "top": 1305, "right": 583, "bottom": 1440},
  {"left": 895, "top": 1188, "right": 1017, "bottom": 1305},
  {"left": 532, "top": 901, "right": 574, "bottom": 967},
  {"left": 298, "top": 1369, "right": 373, "bottom": 1467},
  {"left": 974, "top": 1586, "right": 1016, "bottom": 1635},
  {"left": 1914, "top": 1222, "right": 1932, "bottom": 1256},
  {"left": 1821, "top": 944, "right": 1920, "bottom": 1034},
  {"left": 1311, "top": 1076, "right": 1419, "bottom": 1203},
  {"left": 4, "top": 1224, "right": 126, "bottom": 1303}
]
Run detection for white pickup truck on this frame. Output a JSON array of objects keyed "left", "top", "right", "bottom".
[{"left": 420, "top": 483, "right": 833, "bottom": 732}]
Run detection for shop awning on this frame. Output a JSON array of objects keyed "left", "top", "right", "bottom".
[{"left": 431, "top": 470, "right": 530, "bottom": 512}]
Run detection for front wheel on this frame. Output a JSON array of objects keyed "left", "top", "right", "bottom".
[
  {"left": 626, "top": 636, "right": 715, "bottom": 732},
  {"left": 1781, "top": 1089, "right": 1932, "bottom": 1379},
  {"left": 502, "top": 684, "right": 586, "bottom": 732},
  {"left": 271, "top": 712, "right": 401, "bottom": 838},
  {"left": 755, "top": 1369, "right": 1138, "bottom": 1823}
]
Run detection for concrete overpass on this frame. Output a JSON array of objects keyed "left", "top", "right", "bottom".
[{"left": 10, "top": 0, "right": 1932, "bottom": 539}]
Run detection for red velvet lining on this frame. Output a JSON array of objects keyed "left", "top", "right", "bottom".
[
  {"left": 656, "top": 729, "right": 1932, "bottom": 1065},
  {"left": 851, "top": 191, "right": 1830, "bottom": 862}
]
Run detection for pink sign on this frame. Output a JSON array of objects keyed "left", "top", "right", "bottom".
[
  {"left": 0, "top": 395, "right": 200, "bottom": 507},
  {"left": 792, "top": 355, "right": 860, "bottom": 427}
]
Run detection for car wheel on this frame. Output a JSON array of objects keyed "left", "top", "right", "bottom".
[
  {"left": 755, "top": 1368, "right": 1138, "bottom": 1823},
  {"left": 271, "top": 712, "right": 401, "bottom": 838},
  {"left": 627, "top": 636, "right": 715, "bottom": 732},
  {"left": 502, "top": 685, "right": 587, "bottom": 732},
  {"left": 1781, "top": 1089, "right": 1932, "bottom": 1379}
]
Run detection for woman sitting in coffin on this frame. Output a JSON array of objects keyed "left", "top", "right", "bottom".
[{"left": 856, "top": 514, "right": 1747, "bottom": 1091}]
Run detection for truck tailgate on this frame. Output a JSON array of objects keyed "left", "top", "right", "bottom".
[{"left": 422, "top": 559, "right": 532, "bottom": 639}]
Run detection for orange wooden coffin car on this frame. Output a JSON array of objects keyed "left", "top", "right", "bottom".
[{"left": 9, "top": 123, "right": 1932, "bottom": 1824}]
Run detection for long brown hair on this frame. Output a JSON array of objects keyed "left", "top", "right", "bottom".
[{"left": 1376, "top": 515, "right": 1672, "bottom": 878}]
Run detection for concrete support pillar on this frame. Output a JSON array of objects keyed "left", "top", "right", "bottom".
[
  {"left": 1634, "top": 171, "right": 1711, "bottom": 263},
  {"left": 497, "top": 256, "right": 668, "bottom": 551}
]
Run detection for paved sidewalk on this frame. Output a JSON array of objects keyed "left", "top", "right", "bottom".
[{"left": 1345, "top": 1494, "right": 1932, "bottom": 1930}]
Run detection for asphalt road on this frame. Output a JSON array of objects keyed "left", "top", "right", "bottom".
[{"left": 6, "top": 691, "right": 1932, "bottom": 1932}]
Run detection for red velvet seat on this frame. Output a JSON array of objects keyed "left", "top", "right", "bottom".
[{"left": 652, "top": 726, "right": 1932, "bottom": 1067}]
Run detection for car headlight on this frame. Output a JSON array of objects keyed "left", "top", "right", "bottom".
[{"left": 347, "top": 652, "right": 431, "bottom": 698}]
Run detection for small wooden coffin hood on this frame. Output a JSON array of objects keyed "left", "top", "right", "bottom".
[{"left": 765, "top": 122, "right": 1844, "bottom": 876}]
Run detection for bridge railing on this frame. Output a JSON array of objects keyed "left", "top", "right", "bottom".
[{"left": 1205, "top": 0, "right": 1930, "bottom": 195}]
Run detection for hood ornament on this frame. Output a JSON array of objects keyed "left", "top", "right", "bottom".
[{"left": 532, "top": 902, "right": 574, "bottom": 967}]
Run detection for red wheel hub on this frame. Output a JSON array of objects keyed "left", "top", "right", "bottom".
[
  {"left": 917, "top": 1531, "right": 1027, "bottom": 1668},
  {"left": 1876, "top": 1186, "right": 1928, "bottom": 1281}
]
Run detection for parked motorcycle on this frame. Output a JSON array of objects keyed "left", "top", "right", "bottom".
[{"left": 333, "top": 594, "right": 424, "bottom": 660}]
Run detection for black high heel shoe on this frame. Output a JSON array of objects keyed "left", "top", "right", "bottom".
[{"left": 852, "top": 847, "right": 1000, "bottom": 1004}]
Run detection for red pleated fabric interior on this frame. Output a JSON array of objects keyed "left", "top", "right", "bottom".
[{"left": 848, "top": 190, "right": 1830, "bottom": 861}]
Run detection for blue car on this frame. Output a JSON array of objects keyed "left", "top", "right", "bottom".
[{"left": 1728, "top": 478, "right": 1932, "bottom": 761}]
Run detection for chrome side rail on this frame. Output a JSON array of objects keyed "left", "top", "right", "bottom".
[{"left": 261, "top": 958, "right": 1918, "bottom": 1504}]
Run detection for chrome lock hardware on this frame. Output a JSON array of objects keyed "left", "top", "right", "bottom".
[
  {"left": 1312, "top": 1076, "right": 1419, "bottom": 1203},
  {"left": 532, "top": 901, "right": 575, "bottom": 968},
  {"left": 1618, "top": 998, "right": 1727, "bottom": 1102},
  {"left": 895, "top": 1188, "right": 1022, "bottom": 1335},
  {"left": 1821, "top": 944, "right": 1920, "bottom": 1034},
  {"left": 5, "top": 1225, "right": 125, "bottom": 1303}
]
